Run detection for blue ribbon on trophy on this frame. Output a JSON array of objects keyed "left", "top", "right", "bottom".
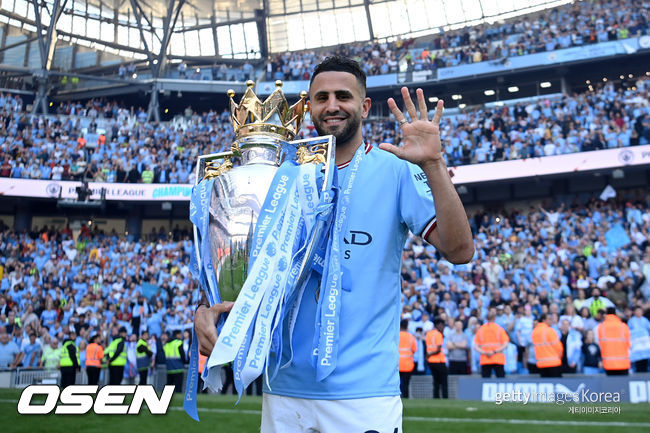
[
  {"left": 207, "top": 156, "right": 337, "bottom": 398},
  {"left": 184, "top": 81, "right": 342, "bottom": 420},
  {"left": 310, "top": 143, "right": 365, "bottom": 381},
  {"left": 211, "top": 161, "right": 299, "bottom": 398},
  {"left": 184, "top": 178, "right": 220, "bottom": 421}
]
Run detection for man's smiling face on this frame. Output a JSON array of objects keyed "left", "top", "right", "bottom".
[{"left": 308, "top": 71, "right": 370, "bottom": 148}]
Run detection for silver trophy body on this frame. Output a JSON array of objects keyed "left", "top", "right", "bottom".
[
  {"left": 198, "top": 141, "right": 290, "bottom": 301},
  {"left": 192, "top": 81, "right": 334, "bottom": 303}
]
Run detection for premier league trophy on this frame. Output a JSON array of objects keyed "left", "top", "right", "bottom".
[{"left": 185, "top": 80, "right": 337, "bottom": 419}]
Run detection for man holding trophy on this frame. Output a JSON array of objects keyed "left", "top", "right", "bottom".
[{"left": 191, "top": 56, "right": 473, "bottom": 432}]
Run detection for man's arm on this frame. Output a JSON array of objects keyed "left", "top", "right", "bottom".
[
  {"left": 421, "top": 159, "right": 474, "bottom": 263},
  {"left": 137, "top": 344, "right": 153, "bottom": 357},
  {"left": 108, "top": 341, "right": 124, "bottom": 363},
  {"left": 427, "top": 343, "right": 442, "bottom": 357},
  {"left": 382, "top": 88, "right": 473, "bottom": 264},
  {"left": 553, "top": 334, "right": 564, "bottom": 357},
  {"left": 12, "top": 350, "right": 24, "bottom": 368},
  {"left": 28, "top": 350, "right": 38, "bottom": 368},
  {"left": 454, "top": 337, "right": 468, "bottom": 349},
  {"left": 179, "top": 344, "right": 187, "bottom": 364},
  {"left": 494, "top": 329, "right": 510, "bottom": 354},
  {"left": 68, "top": 345, "right": 80, "bottom": 369},
  {"left": 427, "top": 333, "right": 444, "bottom": 357}
]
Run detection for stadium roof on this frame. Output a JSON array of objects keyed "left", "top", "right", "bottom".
[
  {"left": 0, "top": 0, "right": 573, "bottom": 61},
  {"left": 85, "top": 0, "right": 263, "bottom": 19}
]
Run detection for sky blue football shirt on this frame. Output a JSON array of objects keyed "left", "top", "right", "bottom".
[{"left": 266, "top": 144, "right": 437, "bottom": 399}]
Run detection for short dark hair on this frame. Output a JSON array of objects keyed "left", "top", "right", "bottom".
[
  {"left": 434, "top": 318, "right": 445, "bottom": 327},
  {"left": 310, "top": 56, "right": 367, "bottom": 96},
  {"left": 606, "top": 307, "right": 617, "bottom": 315}
]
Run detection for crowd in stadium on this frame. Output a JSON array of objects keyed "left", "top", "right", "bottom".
[
  {"left": 0, "top": 195, "right": 648, "bottom": 380},
  {"left": 0, "top": 76, "right": 648, "bottom": 183},
  {"left": 400, "top": 196, "right": 650, "bottom": 379},
  {"left": 368, "top": 79, "right": 650, "bottom": 166},
  {"left": 0, "top": 221, "right": 198, "bottom": 373},
  {"left": 103, "top": 0, "right": 648, "bottom": 83},
  {"left": 400, "top": 0, "right": 648, "bottom": 74},
  {"left": 246, "top": 0, "right": 647, "bottom": 82}
]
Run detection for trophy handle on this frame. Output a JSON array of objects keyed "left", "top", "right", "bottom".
[
  {"left": 193, "top": 151, "right": 235, "bottom": 292},
  {"left": 195, "top": 151, "right": 236, "bottom": 183},
  {"left": 290, "top": 135, "right": 336, "bottom": 193}
]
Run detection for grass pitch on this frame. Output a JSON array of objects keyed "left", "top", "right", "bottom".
[{"left": 1, "top": 387, "right": 649, "bottom": 433}]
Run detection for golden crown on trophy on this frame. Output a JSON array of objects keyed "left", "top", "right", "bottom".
[{"left": 228, "top": 80, "right": 308, "bottom": 142}]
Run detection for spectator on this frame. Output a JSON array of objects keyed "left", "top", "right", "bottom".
[
  {"left": 21, "top": 332, "right": 41, "bottom": 368},
  {"left": 585, "top": 288, "right": 616, "bottom": 318},
  {"left": 0, "top": 325, "right": 23, "bottom": 368},
  {"left": 447, "top": 319, "right": 470, "bottom": 375},
  {"left": 40, "top": 336, "right": 60, "bottom": 370},
  {"left": 629, "top": 307, "right": 650, "bottom": 373},
  {"left": 582, "top": 330, "right": 602, "bottom": 374},
  {"left": 560, "top": 319, "right": 583, "bottom": 374}
]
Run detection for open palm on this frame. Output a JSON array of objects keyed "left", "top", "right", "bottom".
[{"left": 379, "top": 87, "right": 444, "bottom": 167}]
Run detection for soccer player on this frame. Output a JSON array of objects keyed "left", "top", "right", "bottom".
[{"left": 195, "top": 56, "right": 473, "bottom": 432}]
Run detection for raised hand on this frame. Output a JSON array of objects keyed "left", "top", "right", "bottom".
[{"left": 380, "top": 87, "right": 444, "bottom": 168}]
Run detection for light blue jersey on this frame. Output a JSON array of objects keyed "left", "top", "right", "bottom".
[{"left": 267, "top": 144, "right": 436, "bottom": 399}]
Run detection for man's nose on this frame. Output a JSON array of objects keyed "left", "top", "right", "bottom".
[{"left": 323, "top": 97, "right": 340, "bottom": 113}]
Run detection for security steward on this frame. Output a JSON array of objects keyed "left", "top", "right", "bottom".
[
  {"left": 398, "top": 319, "right": 417, "bottom": 398},
  {"left": 598, "top": 307, "right": 631, "bottom": 375},
  {"left": 425, "top": 318, "right": 448, "bottom": 399},
  {"left": 532, "top": 314, "right": 563, "bottom": 377},
  {"left": 60, "top": 336, "right": 80, "bottom": 387},
  {"left": 136, "top": 330, "right": 154, "bottom": 385},
  {"left": 105, "top": 327, "right": 128, "bottom": 385},
  {"left": 473, "top": 309, "right": 509, "bottom": 378},
  {"left": 164, "top": 330, "right": 186, "bottom": 392},
  {"left": 85, "top": 334, "right": 104, "bottom": 385}
]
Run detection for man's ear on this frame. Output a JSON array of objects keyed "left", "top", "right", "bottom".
[
  {"left": 362, "top": 97, "right": 371, "bottom": 119},
  {"left": 307, "top": 100, "right": 312, "bottom": 115}
]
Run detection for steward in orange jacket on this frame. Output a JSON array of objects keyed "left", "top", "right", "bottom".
[
  {"left": 597, "top": 308, "right": 631, "bottom": 375},
  {"left": 85, "top": 334, "right": 104, "bottom": 385},
  {"left": 532, "top": 314, "right": 563, "bottom": 377},
  {"left": 425, "top": 318, "right": 448, "bottom": 399},
  {"left": 473, "top": 311, "right": 509, "bottom": 378},
  {"left": 398, "top": 319, "right": 417, "bottom": 398}
]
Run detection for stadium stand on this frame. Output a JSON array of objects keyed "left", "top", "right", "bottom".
[
  {"left": 0, "top": 195, "right": 648, "bottom": 377},
  {"left": 177, "top": 0, "right": 650, "bottom": 82},
  {"left": 0, "top": 78, "right": 648, "bottom": 182}
]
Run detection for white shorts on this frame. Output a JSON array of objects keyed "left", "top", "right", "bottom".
[{"left": 261, "top": 393, "right": 402, "bottom": 433}]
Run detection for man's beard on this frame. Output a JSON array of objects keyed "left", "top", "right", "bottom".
[{"left": 312, "top": 110, "right": 362, "bottom": 147}]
